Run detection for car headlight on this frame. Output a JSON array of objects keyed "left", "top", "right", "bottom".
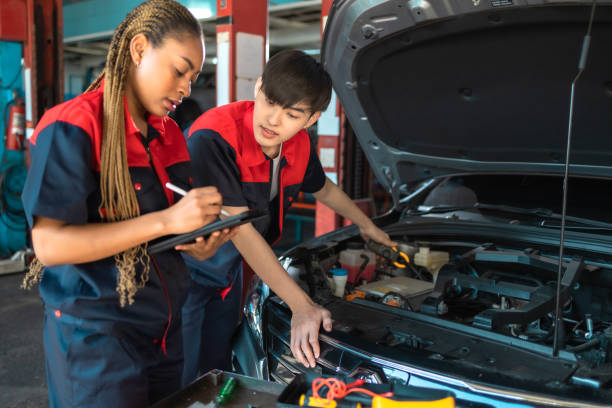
[
  {"left": 243, "top": 256, "right": 297, "bottom": 348},
  {"left": 243, "top": 271, "right": 269, "bottom": 348}
]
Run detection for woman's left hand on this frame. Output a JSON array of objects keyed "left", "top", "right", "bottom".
[{"left": 175, "top": 227, "right": 239, "bottom": 260}]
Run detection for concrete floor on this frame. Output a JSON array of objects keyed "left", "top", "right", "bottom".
[
  {"left": 0, "top": 272, "right": 48, "bottom": 408},
  {"left": 0, "top": 212, "right": 313, "bottom": 407}
]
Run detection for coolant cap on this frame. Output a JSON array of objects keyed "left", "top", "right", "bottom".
[{"left": 330, "top": 268, "right": 348, "bottom": 276}]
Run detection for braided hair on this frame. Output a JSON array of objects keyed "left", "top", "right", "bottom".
[{"left": 23, "top": 0, "right": 202, "bottom": 307}]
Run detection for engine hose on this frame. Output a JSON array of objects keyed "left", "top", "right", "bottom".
[
  {"left": 570, "top": 338, "right": 601, "bottom": 353},
  {"left": 354, "top": 254, "right": 371, "bottom": 283}
]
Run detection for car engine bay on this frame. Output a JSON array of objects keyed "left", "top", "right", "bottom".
[{"left": 280, "top": 227, "right": 612, "bottom": 393}]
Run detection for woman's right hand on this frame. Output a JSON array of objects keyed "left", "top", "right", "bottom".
[{"left": 162, "top": 186, "right": 222, "bottom": 234}]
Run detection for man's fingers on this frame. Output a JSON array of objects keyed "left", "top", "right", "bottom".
[
  {"left": 300, "top": 336, "right": 316, "bottom": 367},
  {"left": 384, "top": 232, "right": 398, "bottom": 247},
  {"left": 309, "top": 330, "right": 321, "bottom": 359},
  {"left": 370, "top": 231, "right": 396, "bottom": 248},
  {"left": 322, "top": 313, "right": 333, "bottom": 332},
  {"left": 291, "top": 331, "right": 308, "bottom": 367},
  {"left": 291, "top": 326, "right": 315, "bottom": 368}
]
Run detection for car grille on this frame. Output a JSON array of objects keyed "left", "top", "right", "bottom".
[{"left": 263, "top": 296, "right": 612, "bottom": 408}]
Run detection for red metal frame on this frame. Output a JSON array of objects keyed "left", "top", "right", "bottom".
[
  {"left": 0, "top": 0, "right": 27, "bottom": 42},
  {"left": 24, "top": 0, "right": 63, "bottom": 130}
]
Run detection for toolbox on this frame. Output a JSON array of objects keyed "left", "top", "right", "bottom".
[
  {"left": 153, "top": 369, "right": 285, "bottom": 408},
  {"left": 154, "top": 370, "right": 488, "bottom": 408}
]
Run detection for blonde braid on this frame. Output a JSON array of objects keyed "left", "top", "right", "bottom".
[
  {"left": 102, "top": 11, "right": 146, "bottom": 306},
  {"left": 23, "top": 0, "right": 202, "bottom": 307}
]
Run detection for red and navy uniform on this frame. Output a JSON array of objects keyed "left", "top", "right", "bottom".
[
  {"left": 180, "top": 100, "right": 326, "bottom": 383},
  {"left": 22, "top": 81, "right": 192, "bottom": 407}
]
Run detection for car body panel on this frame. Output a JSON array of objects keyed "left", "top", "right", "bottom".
[{"left": 321, "top": 0, "right": 612, "bottom": 207}]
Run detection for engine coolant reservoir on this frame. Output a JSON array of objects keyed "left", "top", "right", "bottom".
[
  {"left": 414, "top": 247, "right": 449, "bottom": 282},
  {"left": 339, "top": 243, "right": 377, "bottom": 284}
]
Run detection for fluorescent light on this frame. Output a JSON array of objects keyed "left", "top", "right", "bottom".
[{"left": 189, "top": 7, "right": 213, "bottom": 19}]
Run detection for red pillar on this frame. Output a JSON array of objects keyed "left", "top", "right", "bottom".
[
  {"left": 315, "top": 0, "right": 344, "bottom": 236},
  {"left": 216, "top": 0, "right": 267, "bottom": 105},
  {"left": 0, "top": 0, "right": 27, "bottom": 42},
  {"left": 216, "top": 1, "right": 268, "bottom": 306},
  {"left": 24, "top": 0, "right": 63, "bottom": 128}
]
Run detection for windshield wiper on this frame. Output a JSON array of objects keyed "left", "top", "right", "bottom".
[{"left": 404, "top": 203, "right": 612, "bottom": 230}]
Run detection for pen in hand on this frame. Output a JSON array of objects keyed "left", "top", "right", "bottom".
[{"left": 165, "top": 182, "right": 230, "bottom": 217}]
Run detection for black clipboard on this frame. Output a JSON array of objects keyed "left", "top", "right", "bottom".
[{"left": 148, "top": 209, "right": 268, "bottom": 254}]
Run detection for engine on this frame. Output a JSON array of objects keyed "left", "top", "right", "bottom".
[{"left": 285, "top": 237, "right": 612, "bottom": 383}]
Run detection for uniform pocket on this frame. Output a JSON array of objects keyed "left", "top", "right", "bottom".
[{"left": 129, "top": 167, "right": 168, "bottom": 214}]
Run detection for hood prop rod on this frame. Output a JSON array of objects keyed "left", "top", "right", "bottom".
[{"left": 553, "top": 0, "right": 597, "bottom": 357}]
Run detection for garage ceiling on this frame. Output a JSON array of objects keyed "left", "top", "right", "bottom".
[{"left": 63, "top": 0, "right": 323, "bottom": 67}]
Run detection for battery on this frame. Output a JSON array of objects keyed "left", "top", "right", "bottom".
[{"left": 356, "top": 276, "right": 433, "bottom": 298}]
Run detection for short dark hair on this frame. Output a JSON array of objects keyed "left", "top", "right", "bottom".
[{"left": 261, "top": 50, "right": 332, "bottom": 114}]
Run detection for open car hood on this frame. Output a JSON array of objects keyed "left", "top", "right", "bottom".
[{"left": 321, "top": 0, "right": 612, "bottom": 207}]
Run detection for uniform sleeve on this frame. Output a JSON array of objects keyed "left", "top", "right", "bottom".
[
  {"left": 22, "top": 121, "right": 97, "bottom": 227},
  {"left": 300, "top": 140, "right": 327, "bottom": 193},
  {"left": 187, "top": 129, "right": 248, "bottom": 207}
]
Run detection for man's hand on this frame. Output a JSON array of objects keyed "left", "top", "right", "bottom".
[
  {"left": 227, "top": 211, "right": 334, "bottom": 368},
  {"left": 175, "top": 227, "right": 238, "bottom": 259},
  {"left": 359, "top": 221, "right": 396, "bottom": 247},
  {"left": 312, "top": 178, "right": 396, "bottom": 248},
  {"left": 290, "top": 302, "right": 333, "bottom": 368}
]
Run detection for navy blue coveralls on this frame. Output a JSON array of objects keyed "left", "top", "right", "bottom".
[
  {"left": 182, "top": 100, "right": 326, "bottom": 384},
  {"left": 22, "top": 82, "right": 193, "bottom": 407}
]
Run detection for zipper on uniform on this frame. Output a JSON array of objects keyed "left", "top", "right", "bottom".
[
  {"left": 150, "top": 255, "right": 172, "bottom": 356},
  {"left": 140, "top": 134, "right": 173, "bottom": 355},
  {"left": 141, "top": 134, "right": 153, "bottom": 165},
  {"left": 267, "top": 158, "right": 273, "bottom": 199}
]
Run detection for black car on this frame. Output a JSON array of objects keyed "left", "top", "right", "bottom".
[{"left": 234, "top": 1, "right": 612, "bottom": 407}]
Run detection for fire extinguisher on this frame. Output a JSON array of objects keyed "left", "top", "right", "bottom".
[{"left": 5, "top": 95, "right": 26, "bottom": 151}]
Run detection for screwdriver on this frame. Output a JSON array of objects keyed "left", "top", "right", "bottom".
[
  {"left": 371, "top": 395, "right": 455, "bottom": 408},
  {"left": 215, "top": 376, "right": 237, "bottom": 406},
  {"left": 299, "top": 394, "right": 362, "bottom": 408}
]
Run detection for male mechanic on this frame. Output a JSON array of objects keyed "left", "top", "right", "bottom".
[{"left": 181, "top": 50, "right": 396, "bottom": 384}]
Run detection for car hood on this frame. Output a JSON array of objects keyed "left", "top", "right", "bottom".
[{"left": 321, "top": 0, "right": 612, "bottom": 207}]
